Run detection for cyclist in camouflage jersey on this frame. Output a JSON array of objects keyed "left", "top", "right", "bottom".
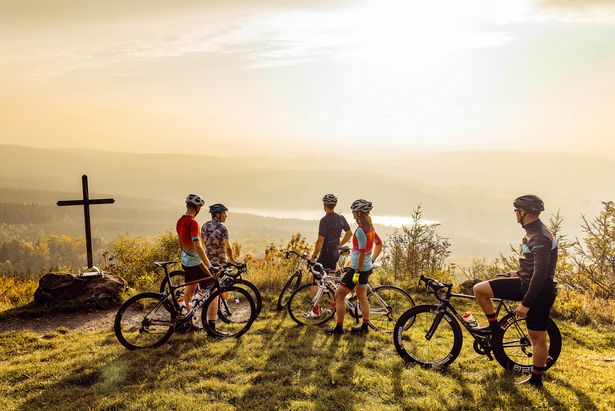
[{"left": 201, "top": 203, "right": 239, "bottom": 267}]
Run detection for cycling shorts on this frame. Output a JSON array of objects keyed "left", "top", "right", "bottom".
[
  {"left": 317, "top": 248, "right": 339, "bottom": 271},
  {"left": 488, "top": 277, "right": 556, "bottom": 331},
  {"left": 182, "top": 264, "right": 214, "bottom": 290},
  {"left": 340, "top": 268, "right": 372, "bottom": 290}
]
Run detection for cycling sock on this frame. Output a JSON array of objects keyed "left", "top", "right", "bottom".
[
  {"left": 531, "top": 365, "right": 546, "bottom": 375},
  {"left": 485, "top": 312, "right": 497, "bottom": 323},
  {"left": 361, "top": 320, "right": 369, "bottom": 329},
  {"left": 334, "top": 323, "right": 343, "bottom": 331},
  {"left": 207, "top": 320, "right": 216, "bottom": 329}
]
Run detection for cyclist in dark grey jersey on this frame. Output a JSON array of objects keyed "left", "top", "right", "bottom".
[
  {"left": 474, "top": 195, "right": 558, "bottom": 388},
  {"left": 311, "top": 194, "right": 352, "bottom": 270}
]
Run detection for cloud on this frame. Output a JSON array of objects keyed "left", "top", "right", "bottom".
[{"left": 534, "top": 0, "right": 615, "bottom": 22}]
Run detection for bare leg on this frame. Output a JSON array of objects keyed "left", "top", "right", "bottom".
[
  {"left": 335, "top": 286, "right": 351, "bottom": 325},
  {"left": 206, "top": 295, "right": 219, "bottom": 321},
  {"left": 528, "top": 330, "right": 548, "bottom": 367},
  {"left": 183, "top": 284, "right": 197, "bottom": 313},
  {"left": 473, "top": 281, "right": 495, "bottom": 315},
  {"left": 355, "top": 285, "right": 369, "bottom": 322}
]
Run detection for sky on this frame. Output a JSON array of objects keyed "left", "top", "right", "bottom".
[{"left": 1, "top": 0, "right": 614, "bottom": 158}]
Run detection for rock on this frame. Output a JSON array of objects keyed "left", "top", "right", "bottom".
[{"left": 34, "top": 273, "right": 127, "bottom": 309}]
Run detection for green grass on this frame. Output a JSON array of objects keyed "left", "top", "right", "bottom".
[{"left": 1, "top": 296, "right": 614, "bottom": 411}]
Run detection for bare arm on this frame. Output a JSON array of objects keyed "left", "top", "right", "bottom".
[
  {"left": 312, "top": 235, "right": 325, "bottom": 260},
  {"left": 372, "top": 242, "right": 383, "bottom": 262},
  {"left": 356, "top": 251, "right": 366, "bottom": 272},
  {"left": 339, "top": 229, "right": 352, "bottom": 247},
  {"left": 223, "top": 239, "right": 238, "bottom": 264},
  {"left": 194, "top": 239, "right": 213, "bottom": 275}
]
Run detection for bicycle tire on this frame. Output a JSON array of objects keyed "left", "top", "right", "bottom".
[
  {"left": 287, "top": 282, "right": 336, "bottom": 326},
  {"left": 159, "top": 270, "right": 186, "bottom": 293},
  {"left": 393, "top": 304, "right": 463, "bottom": 368},
  {"left": 202, "top": 286, "right": 256, "bottom": 338},
  {"left": 368, "top": 285, "right": 416, "bottom": 333},
  {"left": 234, "top": 278, "right": 263, "bottom": 316},
  {"left": 114, "top": 292, "right": 176, "bottom": 350},
  {"left": 492, "top": 313, "right": 562, "bottom": 373},
  {"left": 276, "top": 271, "right": 302, "bottom": 310}
]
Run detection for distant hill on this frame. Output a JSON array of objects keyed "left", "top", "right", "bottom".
[{"left": 1, "top": 144, "right": 613, "bottom": 259}]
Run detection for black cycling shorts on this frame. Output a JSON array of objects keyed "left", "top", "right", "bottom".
[
  {"left": 340, "top": 268, "right": 372, "bottom": 290},
  {"left": 488, "top": 277, "right": 556, "bottom": 331},
  {"left": 317, "top": 248, "right": 339, "bottom": 271},
  {"left": 182, "top": 264, "right": 214, "bottom": 289}
]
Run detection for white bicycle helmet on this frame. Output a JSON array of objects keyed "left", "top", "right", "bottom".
[
  {"left": 185, "top": 193, "right": 205, "bottom": 207},
  {"left": 322, "top": 194, "right": 338, "bottom": 206},
  {"left": 350, "top": 199, "right": 373, "bottom": 213}
]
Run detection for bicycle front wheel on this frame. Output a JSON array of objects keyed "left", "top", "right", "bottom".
[
  {"left": 114, "top": 292, "right": 176, "bottom": 350},
  {"left": 393, "top": 304, "right": 462, "bottom": 368},
  {"left": 287, "top": 283, "right": 336, "bottom": 326},
  {"left": 368, "top": 285, "right": 415, "bottom": 333},
  {"left": 492, "top": 313, "right": 562, "bottom": 373},
  {"left": 203, "top": 286, "right": 256, "bottom": 338},
  {"left": 277, "top": 271, "right": 302, "bottom": 310}
]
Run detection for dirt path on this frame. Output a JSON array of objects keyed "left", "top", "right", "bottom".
[{"left": 0, "top": 309, "right": 116, "bottom": 334}]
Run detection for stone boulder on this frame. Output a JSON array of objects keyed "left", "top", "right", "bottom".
[{"left": 34, "top": 273, "right": 127, "bottom": 308}]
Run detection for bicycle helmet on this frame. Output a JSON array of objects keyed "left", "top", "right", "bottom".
[
  {"left": 513, "top": 195, "right": 544, "bottom": 214},
  {"left": 322, "top": 194, "right": 338, "bottom": 206},
  {"left": 209, "top": 203, "right": 228, "bottom": 214},
  {"left": 350, "top": 199, "right": 373, "bottom": 213},
  {"left": 185, "top": 193, "right": 205, "bottom": 207}
]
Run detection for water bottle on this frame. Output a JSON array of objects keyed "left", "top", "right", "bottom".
[{"left": 463, "top": 312, "right": 479, "bottom": 328}]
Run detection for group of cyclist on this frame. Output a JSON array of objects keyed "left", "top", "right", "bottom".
[{"left": 176, "top": 192, "right": 557, "bottom": 388}]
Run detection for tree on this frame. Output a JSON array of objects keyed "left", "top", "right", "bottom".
[{"left": 384, "top": 205, "right": 451, "bottom": 283}]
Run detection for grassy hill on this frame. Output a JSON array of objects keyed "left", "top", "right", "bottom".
[{"left": 0, "top": 301, "right": 613, "bottom": 410}]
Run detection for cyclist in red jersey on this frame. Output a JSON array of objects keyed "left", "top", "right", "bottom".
[{"left": 176, "top": 194, "right": 218, "bottom": 331}]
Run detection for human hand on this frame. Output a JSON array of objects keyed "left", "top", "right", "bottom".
[
  {"left": 508, "top": 271, "right": 519, "bottom": 277},
  {"left": 515, "top": 304, "right": 529, "bottom": 318}
]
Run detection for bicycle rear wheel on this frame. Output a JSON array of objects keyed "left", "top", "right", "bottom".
[
  {"left": 368, "top": 285, "right": 415, "bottom": 333},
  {"left": 203, "top": 286, "right": 256, "bottom": 338},
  {"left": 287, "top": 283, "right": 336, "bottom": 326},
  {"left": 393, "top": 304, "right": 462, "bottom": 367},
  {"left": 277, "top": 271, "right": 302, "bottom": 310},
  {"left": 114, "top": 292, "right": 176, "bottom": 350},
  {"left": 234, "top": 278, "right": 263, "bottom": 316},
  {"left": 492, "top": 313, "right": 562, "bottom": 373}
]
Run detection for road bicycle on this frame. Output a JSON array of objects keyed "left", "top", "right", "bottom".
[
  {"left": 159, "top": 262, "right": 262, "bottom": 317},
  {"left": 286, "top": 252, "right": 415, "bottom": 333},
  {"left": 114, "top": 261, "right": 257, "bottom": 350},
  {"left": 393, "top": 275, "right": 562, "bottom": 372},
  {"left": 277, "top": 247, "right": 350, "bottom": 310}
]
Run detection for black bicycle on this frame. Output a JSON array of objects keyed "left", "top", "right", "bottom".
[
  {"left": 114, "top": 261, "right": 257, "bottom": 350},
  {"left": 159, "top": 262, "right": 262, "bottom": 317},
  {"left": 393, "top": 275, "right": 562, "bottom": 372},
  {"left": 277, "top": 248, "right": 350, "bottom": 310}
]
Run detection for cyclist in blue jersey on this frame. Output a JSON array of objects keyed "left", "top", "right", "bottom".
[{"left": 326, "top": 199, "right": 382, "bottom": 335}]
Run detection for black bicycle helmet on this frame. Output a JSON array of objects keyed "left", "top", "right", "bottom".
[
  {"left": 209, "top": 203, "right": 228, "bottom": 214},
  {"left": 322, "top": 194, "right": 338, "bottom": 206},
  {"left": 513, "top": 195, "right": 545, "bottom": 214}
]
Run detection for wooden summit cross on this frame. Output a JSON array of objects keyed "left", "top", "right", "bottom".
[{"left": 57, "top": 175, "right": 114, "bottom": 274}]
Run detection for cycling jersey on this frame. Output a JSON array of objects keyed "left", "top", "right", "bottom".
[
  {"left": 517, "top": 219, "right": 558, "bottom": 308},
  {"left": 350, "top": 227, "right": 382, "bottom": 271},
  {"left": 318, "top": 212, "right": 350, "bottom": 249},
  {"left": 202, "top": 220, "right": 229, "bottom": 265},
  {"left": 176, "top": 215, "right": 202, "bottom": 267}
]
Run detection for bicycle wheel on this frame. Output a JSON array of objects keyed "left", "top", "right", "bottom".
[
  {"left": 114, "top": 292, "right": 176, "bottom": 350},
  {"left": 287, "top": 283, "right": 336, "bottom": 326},
  {"left": 234, "top": 278, "right": 263, "bottom": 316},
  {"left": 393, "top": 304, "right": 463, "bottom": 367},
  {"left": 159, "top": 270, "right": 185, "bottom": 293},
  {"left": 492, "top": 313, "right": 562, "bottom": 373},
  {"left": 367, "top": 285, "right": 416, "bottom": 333},
  {"left": 202, "top": 286, "right": 256, "bottom": 338},
  {"left": 277, "top": 271, "right": 302, "bottom": 310}
]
